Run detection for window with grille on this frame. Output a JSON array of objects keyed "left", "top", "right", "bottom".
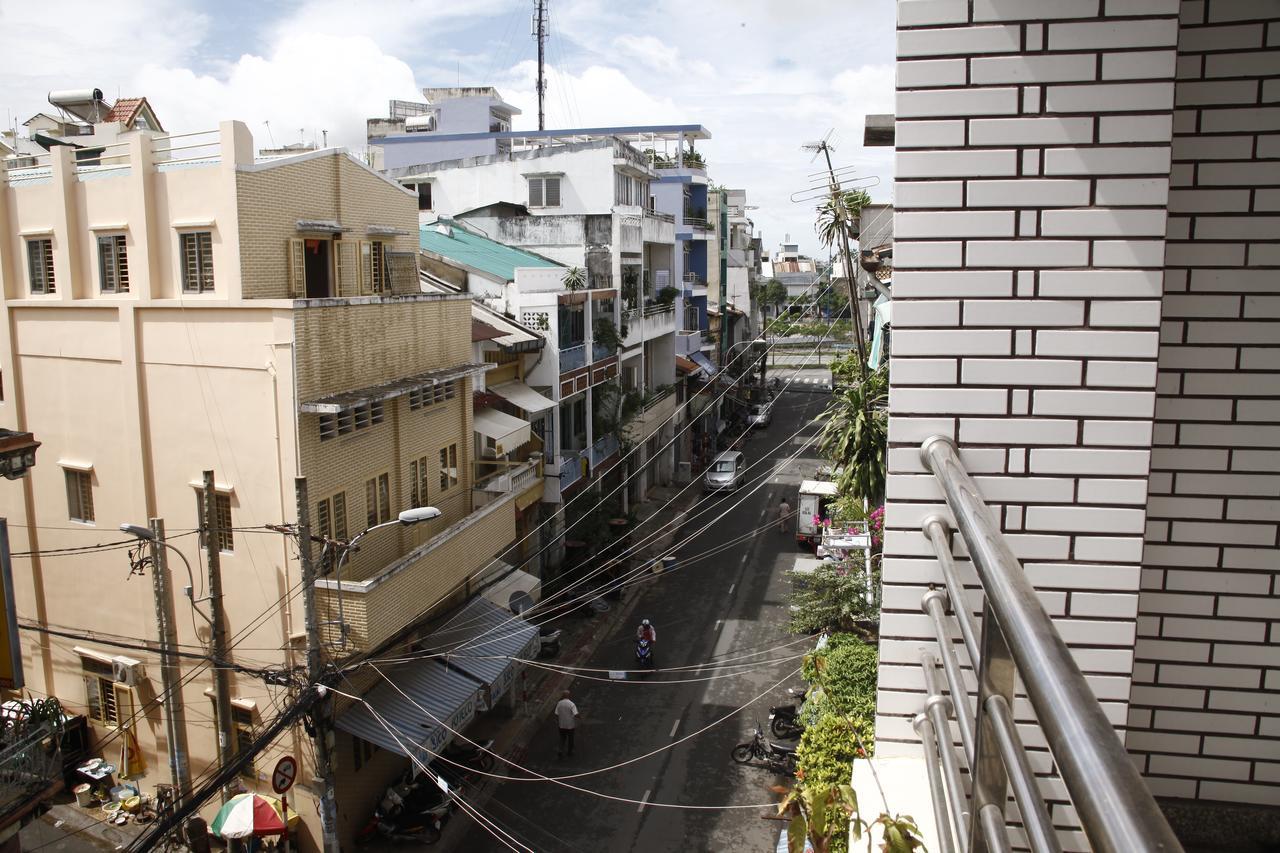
[
  {"left": 27, "top": 239, "right": 55, "bottom": 294},
  {"left": 180, "top": 232, "right": 215, "bottom": 293},
  {"left": 408, "top": 456, "right": 431, "bottom": 508},
  {"left": 527, "top": 176, "right": 562, "bottom": 208},
  {"left": 366, "top": 473, "right": 391, "bottom": 528},
  {"left": 438, "top": 444, "right": 458, "bottom": 492},
  {"left": 98, "top": 234, "right": 129, "bottom": 293},
  {"left": 408, "top": 381, "right": 456, "bottom": 411},
  {"left": 319, "top": 402, "right": 384, "bottom": 440},
  {"left": 82, "top": 659, "right": 134, "bottom": 727},
  {"left": 65, "top": 469, "right": 94, "bottom": 523},
  {"left": 196, "top": 491, "right": 234, "bottom": 552},
  {"left": 360, "top": 241, "right": 388, "bottom": 294},
  {"left": 316, "top": 491, "right": 348, "bottom": 541},
  {"left": 212, "top": 703, "right": 257, "bottom": 777}
]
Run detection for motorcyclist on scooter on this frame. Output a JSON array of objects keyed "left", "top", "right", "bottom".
[{"left": 636, "top": 619, "right": 656, "bottom": 644}]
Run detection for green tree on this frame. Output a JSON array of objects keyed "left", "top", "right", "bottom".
[
  {"left": 817, "top": 361, "right": 888, "bottom": 507},
  {"left": 788, "top": 556, "right": 880, "bottom": 634},
  {"left": 562, "top": 266, "right": 587, "bottom": 290},
  {"left": 765, "top": 278, "right": 788, "bottom": 313},
  {"left": 816, "top": 189, "right": 872, "bottom": 249}
]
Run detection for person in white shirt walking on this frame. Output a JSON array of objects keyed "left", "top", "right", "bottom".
[{"left": 554, "top": 690, "right": 579, "bottom": 758}]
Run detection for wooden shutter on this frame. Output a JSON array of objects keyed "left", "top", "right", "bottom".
[
  {"left": 546, "top": 177, "right": 561, "bottom": 207},
  {"left": 198, "top": 232, "right": 214, "bottom": 292},
  {"left": 99, "top": 236, "right": 115, "bottom": 293},
  {"left": 359, "top": 241, "right": 374, "bottom": 295},
  {"left": 336, "top": 240, "right": 358, "bottom": 297},
  {"left": 287, "top": 238, "right": 305, "bottom": 297},
  {"left": 332, "top": 491, "right": 348, "bottom": 539},
  {"left": 112, "top": 683, "right": 136, "bottom": 728},
  {"left": 528, "top": 178, "right": 543, "bottom": 208},
  {"left": 387, "top": 251, "right": 417, "bottom": 295}
]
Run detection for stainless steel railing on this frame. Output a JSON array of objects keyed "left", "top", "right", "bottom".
[{"left": 915, "top": 435, "right": 1183, "bottom": 853}]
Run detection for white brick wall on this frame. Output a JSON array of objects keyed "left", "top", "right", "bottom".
[
  {"left": 1125, "top": 0, "right": 1280, "bottom": 809},
  {"left": 886, "top": 1, "right": 1186, "bottom": 845}
]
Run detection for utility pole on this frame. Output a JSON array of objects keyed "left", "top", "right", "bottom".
[
  {"left": 813, "top": 141, "right": 869, "bottom": 381},
  {"left": 717, "top": 187, "right": 729, "bottom": 369},
  {"left": 534, "top": 0, "right": 548, "bottom": 130},
  {"left": 148, "top": 518, "right": 191, "bottom": 802},
  {"left": 297, "top": 478, "right": 340, "bottom": 853},
  {"left": 202, "top": 471, "right": 236, "bottom": 808}
]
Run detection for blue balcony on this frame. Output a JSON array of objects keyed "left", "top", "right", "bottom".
[{"left": 560, "top": 343, "right": 586, "bottom": 372}]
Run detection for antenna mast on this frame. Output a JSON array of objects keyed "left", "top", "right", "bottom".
[{"left": 533, "top": 0, "right": 548, "bottom": 130}]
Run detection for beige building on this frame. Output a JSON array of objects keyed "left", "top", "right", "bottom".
[{"left": 0, "top": 120, "right": 541, "bottom": 848}]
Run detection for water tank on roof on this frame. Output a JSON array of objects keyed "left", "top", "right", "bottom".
[{"left": 404, "top": 115, "right": 437, "bottom": 132}]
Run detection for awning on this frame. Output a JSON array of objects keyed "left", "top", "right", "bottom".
[
  {"left": 335, "top": 660, "right": 480, "bottom": 765},
  {"left": 676, "top": 355, "right": 709, "bottom": 380},
  {"left": 473, "top": 408, "right": 531, "bottom": 455},
  {"left": 300, "top": 362, "right": 490, "bottom": 414},
  {"left": 491, "top": 381, "right": 555, "bottom": 414},
  {"left": 690, "top": 352, "right": 716, "bottom": 375},
  {"left": 431, "top": 598, "right": 539, "bottom": 711}
]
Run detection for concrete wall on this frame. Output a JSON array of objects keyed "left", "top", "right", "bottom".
[{"left": 1126, "top": 0, "right": 1280, "bottom": 808}]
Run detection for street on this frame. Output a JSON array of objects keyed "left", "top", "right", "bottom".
[{"left": 453, "top": 388, "right": 830, "bottom": 852}]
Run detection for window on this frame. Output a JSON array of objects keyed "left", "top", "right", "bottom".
[
  {"left": 319, "top": 402, "right": 384, "bottom": 440},
  {"left": 212, "top": 703, "right": 257, "bottom": 777},
  {"left": 408, "top": 381, "right": 456, "bottom": 411},
  {"left": 527, "top": 176, "right": 562, "bottom": 208},
  {"left": 98, "top": 235, "right": 129, "bottom": 293},
  {"left": 415, "top": 183, "right": 433, "bottom": 211},
  {"left": 27, "top": 239, "right": 55, "bottom": 294},
  {"left": 65, "top": 469, "right": 94, "bottom": 523},
  {"left": 360, "top": 241, "right": 388, "bottom": 294},
  {"left": 558, "top": 305, "right": 585, "bottom": 348},
  {"left": 409, "top": 456, "right": 431, "bottom": 508},
  {"left": 353, "top": 736, "right": 380, "bottom": 772},
  {"left": 82, "top": 658, "right": 134, "bottom": 727},
  {"left": 180, "top": 231, "right": 215, "bottom": 293},
  {"left": 316, "top": 491, "right": 348, "bottom": 541},
  {"left": 366, "top": 473, "right": 390, "bottom": 528},
  {"left": 438, "top": 445, "right": 458, "bottom": 492},
  {"left": 196, "top": 491, "right": 234, "bottom": 552}
]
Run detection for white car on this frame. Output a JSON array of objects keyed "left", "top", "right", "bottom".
[
  {"left": 704, "top": 451, "right": 745, "bottom": 493},
  {"left": 747, "top": 402, "right": 773, "bottom": 428}
]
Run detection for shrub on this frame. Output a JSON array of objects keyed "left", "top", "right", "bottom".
[{"left": 788, "top": 556, "right": 880, "bottom": 635}]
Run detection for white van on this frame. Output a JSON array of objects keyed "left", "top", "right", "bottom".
[{"left": 795, "top": 480, "right": 839, "bottom": 548}]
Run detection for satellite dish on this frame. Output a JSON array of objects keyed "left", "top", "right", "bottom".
[{"left": 509, "top": 591, "right": 535, "bottom": 614}]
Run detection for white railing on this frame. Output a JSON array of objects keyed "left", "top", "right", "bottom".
[{"left": 590, "top": 434, "right": 620, "bottom": 468}]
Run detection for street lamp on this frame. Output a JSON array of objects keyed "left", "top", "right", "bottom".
[
  {"left": 120, "top": 524, "right": 211, "bottom": 626},
  {"left": 328, "top": 506, "right": 441, "bottom": 647},
  {"left": 0, "top": 430, "right": 40, "bottom": 480}
]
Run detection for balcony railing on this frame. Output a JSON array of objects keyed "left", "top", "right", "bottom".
[
  {"left": 559, "top": 449, "right": 587, "bottom": 491},
  {"left": 474, "top": 454, "right": 544, "bottom": 506},
  {"left": 590, "top": 434, "right": 620, "bottom": 469},
  {"left": 914, "top": 436, "right": 1182, "bottom": 853},
  {"left": 560, "top": 343, "right": 586, "bottom": 372},
  {"left": 0, "top": 724, "right": 63, "bottom": 821}
]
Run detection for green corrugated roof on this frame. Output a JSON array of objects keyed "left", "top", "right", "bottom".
[{"left": 419, "top": 221, "right": 562, "bottom": 281}]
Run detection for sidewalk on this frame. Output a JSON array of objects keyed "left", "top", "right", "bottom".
[{"left": 433, "top": 483, "right": 702, "bottom": 851}]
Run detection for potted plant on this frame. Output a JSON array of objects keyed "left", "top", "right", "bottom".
[
  {"left": 656, "top": 285, "right": 678, "bottom": 305},
  {"left": 562, "top": 266, "right": 587, "bottom": 291}
]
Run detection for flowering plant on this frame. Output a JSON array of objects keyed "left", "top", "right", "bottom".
[{"left": 867, "top": 505, "right": 885, "bottom": 550}]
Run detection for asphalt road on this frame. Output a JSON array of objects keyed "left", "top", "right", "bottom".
[{"left": 454, "top": 389, "right": 831, "bottom": 853}]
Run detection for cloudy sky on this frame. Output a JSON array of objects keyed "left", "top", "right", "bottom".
[{"left": 0, "top": 0, "right": 895, "bottom": 256}]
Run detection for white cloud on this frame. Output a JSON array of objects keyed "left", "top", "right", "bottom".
[
  {"left": 133, "top": 33, "right": 420, "bottom": 149},
  {"left": 611, "top": 35, "right": 714, "bottom": 78},
  {"left": 496, "top": 60, "right": 690, "bottom": 130}
]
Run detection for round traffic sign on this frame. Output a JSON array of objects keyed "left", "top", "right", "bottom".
[{"left": 271, "top": 755, "right": 298, "bottom": 794}]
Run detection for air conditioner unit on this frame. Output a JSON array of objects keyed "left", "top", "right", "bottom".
[{"left": 112, "top": 656, "right": 145, "bottom": 687}]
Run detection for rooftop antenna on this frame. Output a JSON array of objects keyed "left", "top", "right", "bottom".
[
  {"left": 322, "top": 129, "right": 328, "bottom": 148},
  {"left": 264, "top": 121, "right": 276, "bottom": 148},
  {"left": 533, "top": 0, "right": 548, "bottom": 130}
]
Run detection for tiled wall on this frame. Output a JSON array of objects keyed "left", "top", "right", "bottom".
[
  {"left": 1127, "top": 0, "right": 1280, "bottom": 807},
  {"left": 884, "top": 0, "right": 1183, "bottom": 845}
]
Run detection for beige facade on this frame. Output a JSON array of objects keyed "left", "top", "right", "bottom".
[{"left": 0, "top": 122, "right": 522, "bottom": 849}]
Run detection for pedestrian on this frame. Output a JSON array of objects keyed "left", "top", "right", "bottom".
[
  {"left": 554, "top": 690, "right": 579, "bottom": 758},
  {"left": 777, "top": 497, "right": 792, "bottom": 534}
]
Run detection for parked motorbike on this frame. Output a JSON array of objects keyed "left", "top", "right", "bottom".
[
  {"left": 442, "top": 738, "right": 495, "bottom": 773},
  {"left": 731, "top": 725, "right": 797, "bottom": 775},
  {"left": 355, "top": 771, "right": 450, "bottom": 846},
  {"left": 768, "top": 704, "right": 803, "bottom": 739},
  {"left": 635, "top": 637, "right": 654, "bottom": 669},
  {"left": 539, "top": 626, "right": 562, "bottom": 659}
]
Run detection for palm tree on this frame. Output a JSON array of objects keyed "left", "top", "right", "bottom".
[
  {"left": 816, "top": 363, "right": 888, "bottom": 507},
  {"left": 815, "top": 189, "right": 872, "bottom": 248}
]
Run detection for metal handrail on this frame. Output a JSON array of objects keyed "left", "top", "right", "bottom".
[{"left": 917, "top": 435, "right": 1183, "bottom": 853}]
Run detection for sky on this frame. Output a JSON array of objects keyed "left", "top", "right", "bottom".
[{"left": 0, "top": 0, "right": 896, "bottom": 257}]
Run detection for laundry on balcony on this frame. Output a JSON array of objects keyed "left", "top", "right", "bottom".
[
  {"left": 334, "top": 660, "right": 480, "bottom": 766},
  {"left": 473, "top": 408, "right": 532, "bottom": 455},
  {"left": 430, "top": 597, "right": 540, "bottom": 712},
  {"left": 490, "top": 381, "right": 555, "bottom": 414}
]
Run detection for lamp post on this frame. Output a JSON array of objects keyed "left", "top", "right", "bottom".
[
  {"left": 299, "top": 492, "right": 440, "bottom": 853},
  {"left": 119, "top": 521, "right": 195, "bottom": 801}
]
